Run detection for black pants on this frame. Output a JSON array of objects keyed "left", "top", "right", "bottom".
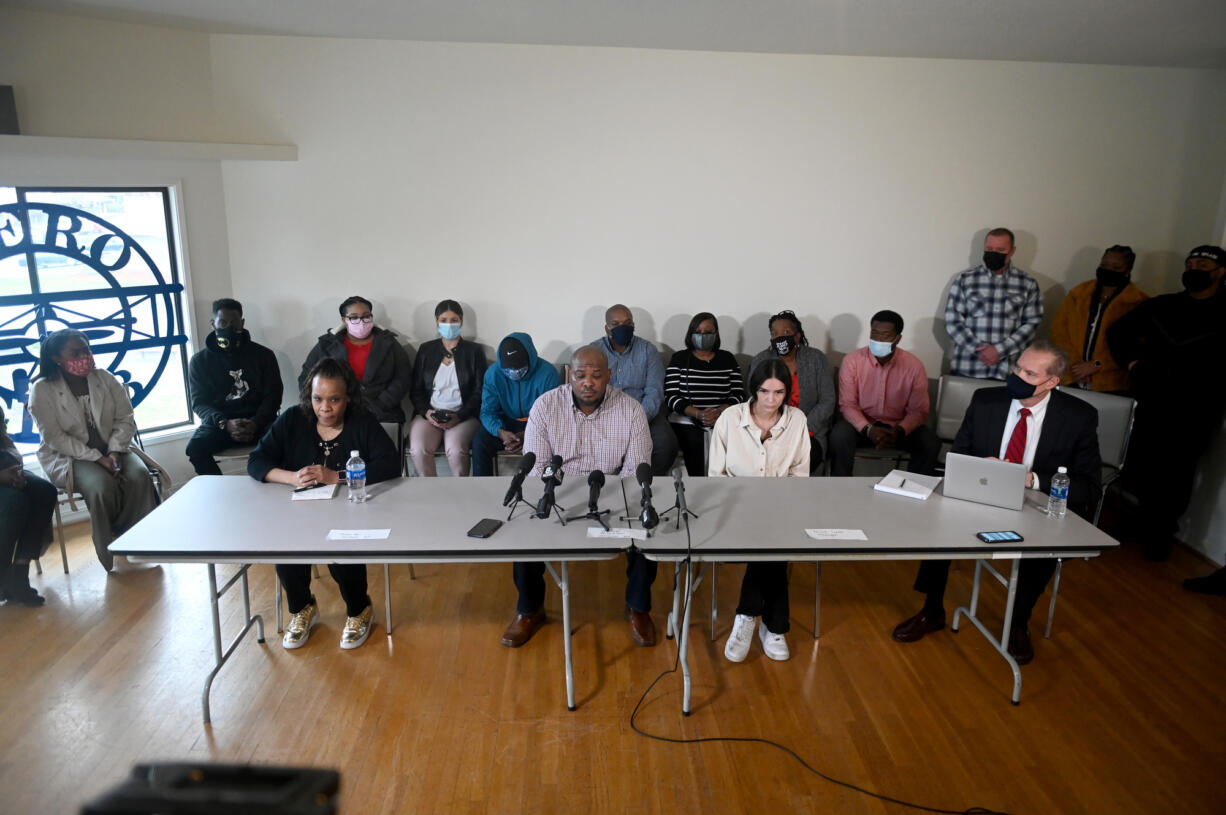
[
  {"left": 912, "top": 558, "right": 1059, "bottom": 627},
  {"left": 673, "top": 422, "right": 709, "bottom": 477},
  {"left": 735, "top": 561, "right": 790, "bottom": 634},
  {"left": 513, "top": 550, "right": 657, "bottom": 615},
  {"left": 471, "top": 420, "right": 527, "bottom": 478},
  {"left": 827, "top": 419, "right": 941, "bottom": 477},
  {"left": 0, "top": 474, "right": 57, "bottom": 566},
  {"left": 276, "top": 563, "right": 370, "bottom": 617},
  {"left": 808, "top": 435, "right": 825, "bottom": 475},
  {"left": 648, "top": 411, "right": 681, "bottom": 476},
  {"left": 186, "top": 424, "right": 246, "bottom": 476},
  {"left": 1122, "top": 401, "right": 1213, "bottom": 539}
]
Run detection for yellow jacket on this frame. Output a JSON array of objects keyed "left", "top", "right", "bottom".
[{"left": 1051, "top": 280, "right": 1148, "bottom": 392}]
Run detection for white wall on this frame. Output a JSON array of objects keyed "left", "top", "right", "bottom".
[{"left": 4, "top": 8, "right": 1226, "bottom": 560}]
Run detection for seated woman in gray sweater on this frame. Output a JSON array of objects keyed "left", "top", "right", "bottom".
[{"left": 749, "top": 310, "right": 835, "bottom": 473}]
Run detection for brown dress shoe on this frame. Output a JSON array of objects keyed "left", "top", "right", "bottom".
[
  {"left": 892, "top": 609, "right": 946, "bottom": 643},
  {"left": 501, "top": 609, "right": 545, "bottom": 647},
  {"left": 1007, "top": 625, "right": 1034, "bottom": 665},
  {"left": 625, "top": 605, "right": 657, "bottom": 647}
]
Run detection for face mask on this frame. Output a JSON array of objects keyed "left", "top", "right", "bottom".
[
  {"left": 983, "top": 251, "right": 1009, "bottom": 272},
  {"left": 1005, "top": 373, "right": 1037, "bottom": 400},
  {"left": 214, "top": 326, "right": 241, "bottom": 351},
  {"left": 438, "top": 322, "right": 462, "bottom": 341},
  {"left": 504, "top": 366, "right": 529, "bottom": 382},
  {"left": 346, "top": 320, "right": 374, "bottom": 340},
  {"left": 61, "top": 354, "right": 95, "bottom": 378},
  {"left": 868, "top": 339, "right": 895, "bottom": 358},
  {"left": 1095, "top": 267, "right": 1129, "bottom": 288},
  {"left": 1182, "top": 267, "right": 1216, "bottom": 293},
  {"left": 772, "top": 334, "right": 796, "bottom": 356},
  {"left": 609, "top": 324, "right": 635, "bottom": 347},
  {"left": 691, "top": 333, "right": 717, "bottom": 351}
]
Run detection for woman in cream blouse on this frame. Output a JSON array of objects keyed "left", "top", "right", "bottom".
[
  {"left": 28, "top": 329, "right": 160, "bottom": 572},
  {"left": 708, "top": 358, "right": 809, "bottom": 663}
]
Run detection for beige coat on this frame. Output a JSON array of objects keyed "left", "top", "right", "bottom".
[{"left": 28, "top": 369, "right": 170, "bottom": 496}]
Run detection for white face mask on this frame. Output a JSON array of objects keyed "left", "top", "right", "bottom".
[{"left": 868, "top": 339, "right": 895, "bottom": 358}]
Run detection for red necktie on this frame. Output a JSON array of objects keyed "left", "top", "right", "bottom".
[{"left": 1004, "top": 407, "right": 1030, "bottom": 464}]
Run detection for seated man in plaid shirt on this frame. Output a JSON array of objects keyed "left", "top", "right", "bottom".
[
  {"left": 944, "top": 227, "right": 1043, "bottom": 379},
  {"left": 500, "top": 346, "right": 657, "bottom": 649}
]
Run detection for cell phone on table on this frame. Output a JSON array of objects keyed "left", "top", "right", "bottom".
[
  {"left": 467, "top": 518, "right": 503, "bottom": 538},
  {"left": 976, "top": 530, "right": 1024, "bottom": 543}
]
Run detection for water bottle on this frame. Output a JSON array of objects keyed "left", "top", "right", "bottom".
[
  {"left": 1047, "top": 466, "right": 1069, "bottom": 519},
  {"left": 346, "top": 449, "right": 367, "bottom": 503}
]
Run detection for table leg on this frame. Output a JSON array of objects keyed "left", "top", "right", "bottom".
[
  {"left": 667, "top": 562, "right": 682, "bottom": 640},
  {"left": 953, "top": 558, "right": 1024, "bottom": 705},
  {"left": 679, "top": 560, "right": 701, "bottom": 716},
  {"left": 813, "top": 562, "right": 822, "bottom": 639},
  {"left": 200, "top": 564, "right": 266, "bottom": 724},
  {"left": 545, "top": 561, "right": 576, "bottom": 711},
  {"left": 384, "top": 564, "right": 393, "bottom": 636}
]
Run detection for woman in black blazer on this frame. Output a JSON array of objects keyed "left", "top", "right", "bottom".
[{"left": 407, "top": 300, "right": 487, "bottom": 477}]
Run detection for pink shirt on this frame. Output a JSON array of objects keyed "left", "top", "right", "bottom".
[{"left": 838, "top": 346, "right": 930, "bottom": 435}]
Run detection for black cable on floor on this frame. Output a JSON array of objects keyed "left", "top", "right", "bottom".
[{"left": 628, "top": 507, "right": 1011, "bottom": 815}]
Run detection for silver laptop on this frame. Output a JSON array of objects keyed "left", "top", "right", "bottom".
[{"left": 942, "top": 452, "right": 1027, "bottom": 511}]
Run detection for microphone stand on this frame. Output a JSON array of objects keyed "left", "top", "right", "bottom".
[
  {"left": 505, "top": 486, "right": 535, "bottom": 522},
  {"left": 533, "top": 497, "right": 568, "bottom": 526},
  {"left": 659, "top": 482, "right": 700, "bottom": 530},
  {"left": 566, "top": 505, "right": 611, "bottom": 531}
]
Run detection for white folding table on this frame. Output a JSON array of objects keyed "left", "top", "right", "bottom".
[
  {"left": 633, "top": 476, "right": 1119, "bottom": 712},
  {"left": 110, "top": 475, "right": 633, "bottom": 723}
]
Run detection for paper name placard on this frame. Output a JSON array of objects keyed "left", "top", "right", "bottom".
[
  {"left": 805, "top": 528, "right": 868, "bottom": 540},
  {"left": 326, "top": 529, "right": 391, "bottom": 541},
  {"left": 587, "top": 528, "right": 648, "bottom": 540}
]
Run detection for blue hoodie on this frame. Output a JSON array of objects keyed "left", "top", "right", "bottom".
[{"left": 480, "top": 332, "right": 560, "bottom": 436}]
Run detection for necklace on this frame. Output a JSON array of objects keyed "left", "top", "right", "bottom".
[{"left": 317, "top": 424, "right": 344, "bottom": 468}]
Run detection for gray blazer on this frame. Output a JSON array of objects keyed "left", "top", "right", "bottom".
[{"left": 748, "top": 345, "right": 836, "bottom": 457}]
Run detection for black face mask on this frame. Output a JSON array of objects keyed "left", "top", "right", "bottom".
[
  {"left": 1005, "top": 373, "right": 1037, "bottom": 400},
  {"left": 215, "top": 326, "right": 241, "bottom": 351},
  {"left": 1095, "top": 267, "right": 1129, "bottom": 288},
  {"left": 1182, "top": 267, "right": 1217, "bottom": 293},
  {"left": 772, "top": 335, "right": 797, "bottom": 356},
  {"left": 983, "top": 251, "right": 1009, "bottom": 272}
]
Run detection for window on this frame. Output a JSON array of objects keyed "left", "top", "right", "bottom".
[{"left": 0, "top": 186, "right": 191, "bottom": 456}]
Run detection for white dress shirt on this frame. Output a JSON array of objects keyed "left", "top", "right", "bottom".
[
  {"left": 707, "top": 403, "right": 810, "bottom": 478},
  {"left": 998, "top": 391, "right": 1051, "bottom": 490}
]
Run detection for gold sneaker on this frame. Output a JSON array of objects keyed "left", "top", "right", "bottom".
[
  {"left": 340, "top": 604, "right": 374, "bottom": 650},
  {"left": 282, "top": 602, "right": 318, "bottom": 650}
]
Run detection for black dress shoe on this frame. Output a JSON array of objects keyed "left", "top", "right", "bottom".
[
  {"left": 1184, "top": 567, "right": 1226, "bottom": 596},
  {"left": 1007, "top": 625, "right": 1034, "bottom": 665},
  {"left": 892, "top": 609, "right": 945, "bottom": 643}
]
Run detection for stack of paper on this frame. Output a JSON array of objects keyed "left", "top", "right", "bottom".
[{"left": 873, "top": 470, "right": 942, "bottom": 500}]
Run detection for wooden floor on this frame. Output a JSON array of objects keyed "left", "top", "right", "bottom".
[{"left": 3, "top": 521, "right": 1225, "bottom": 815}]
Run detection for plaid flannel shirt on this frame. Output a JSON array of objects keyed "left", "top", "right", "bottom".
[
  {"left": 944, "top": 264, "right": 1043, "bottom": 379},
  {"left": 523, "top": 384, "right": 650, "bottom": 478}
]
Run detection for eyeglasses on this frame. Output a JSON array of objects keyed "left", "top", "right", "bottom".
[{"left": 345, "top": 315, "right": 374, "bottom": 324}]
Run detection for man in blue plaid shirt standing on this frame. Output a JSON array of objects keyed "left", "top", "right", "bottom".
[{"left": 944, "top": 227, "right": 1043, "bottom": 379}]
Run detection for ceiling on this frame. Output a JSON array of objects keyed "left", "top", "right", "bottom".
[{"left": 8, "top": 0, "right": 1226, "bottom": 69}]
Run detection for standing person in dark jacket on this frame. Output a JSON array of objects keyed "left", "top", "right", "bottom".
[
  {"left": 299, "top": 295, "right": 412, "bottom": 425},
  {"left": 186, "top": 299, "right": 283, "bottom": 475},
  {"left": 1108, "top": 245, "right": 1226, "bottom": 561},
  {"left": 249, "top": 358, "right": 400, "bottom": 651},
  {"left": 471, "top": 332, "right": 558, "bottom": 477},
  {"left": 408, "top": 300, "right": 487, "bottom": 477}
]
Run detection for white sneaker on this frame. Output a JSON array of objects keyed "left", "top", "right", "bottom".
[
  {"left": 758, "top": 621, "right": 790, "bottom": 661},
  {"left": 724, "top": 614, "right": 756, "bottom": 662},
  {"left": 282, "top": 602, "right": 318, "bottom": 650}
]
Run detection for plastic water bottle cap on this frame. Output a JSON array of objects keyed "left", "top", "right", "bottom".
[
  {"left": 350, "top": 450, "right": 360, "bottom": 457},
  {"left": 1057, "top": 466, "right": 1067, "bottom": 473}
]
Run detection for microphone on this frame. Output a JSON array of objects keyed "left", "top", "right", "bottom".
[
  {"left": 637, "top": 462, "right": 658, "bottom": 530},
  {"left": 587, "top": 470, "right": 605, "bottom": 513},
  {"left": 535, "top": 455, "right": 564, "bottom": 519},
  {"left": 671, "top": 465, "right": 687, "bottom": 514},
  {"left": 502, "top": 451, "right": 536, "bottom": 507}
]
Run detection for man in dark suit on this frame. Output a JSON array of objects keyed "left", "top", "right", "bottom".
[{"left": 892, "top": 339, "right": 1101, "bottom": 664}]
